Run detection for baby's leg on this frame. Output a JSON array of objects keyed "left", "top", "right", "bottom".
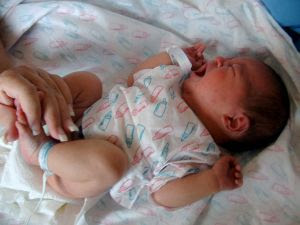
[
  {"left": 16, "top": 122, "right": 129, "bottom": 198},
  {"left": 63, "top": 71, "right": 102, "bottom": 122}
]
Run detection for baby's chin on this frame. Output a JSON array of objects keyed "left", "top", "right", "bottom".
[{"left": 188, "top": 71, "right": 202, "bottom": 80}]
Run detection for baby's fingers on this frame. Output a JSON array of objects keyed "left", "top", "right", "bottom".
[
  {"left": 196, "top": 47, "right": 205, "bottom": 57},
  {"left": 194, "top": 43, "right": 205, "bottom": 53},
  {"left": 183, "top": 47, "right": 194, "bottom": 57}
]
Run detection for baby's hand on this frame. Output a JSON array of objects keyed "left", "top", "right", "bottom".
[
  {"left": 212, "top": 155, "right": 243, "bottom": 191},
  {"left": 183, "top": 43, "right": 206, "bottom": 73}
]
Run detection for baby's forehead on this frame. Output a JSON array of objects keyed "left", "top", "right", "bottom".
[{"left": 232, "top": 56, "right": 265, "bottom": 66}]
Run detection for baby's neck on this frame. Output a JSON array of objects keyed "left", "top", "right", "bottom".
[{"left": 190, "top": 104, "right": 229, "bottom": 145}]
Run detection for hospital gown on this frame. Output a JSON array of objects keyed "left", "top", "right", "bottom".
[{"left": 82, "top": 65, "right": 220, "bottom": 209}]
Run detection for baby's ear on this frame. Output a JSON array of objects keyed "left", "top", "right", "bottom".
[{"left": 222, "top": 113, "right": 250, "bottom": 138}]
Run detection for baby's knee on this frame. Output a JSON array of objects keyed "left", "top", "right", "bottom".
[
  {"left": 106, "top": 148, "right": 129, "bottom": 183},
  {"left": 93, "top": 142, "right": 129, "bottom": 185},
  {"left": 64, "top": 71, "right": 102, "bottom": 119}
]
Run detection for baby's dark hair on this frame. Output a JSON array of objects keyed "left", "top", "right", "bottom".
[{"left": 220, "top": 64, "right": 290, "bottom": 152}]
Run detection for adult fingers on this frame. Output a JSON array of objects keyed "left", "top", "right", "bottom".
[
  {"left": 35, "top": 69, "right": 66, "bottom": 136},
  {"left": 0, "top": 69, "right": 42, "bottom": 135},
  {"left": 9, "top": 66, "right": 67, "bottom": 137},
  {"left": 37, "top": 70, "right": 75, "bottom": 136},
  {"left": 51, "top": 88, "right": 77, "bottom": 135},
  {"left": 14, "top": 99, "right": 27, "bottom": 125},
  {"left": 14, "top": 65, "right": 49, "bottom": 91},
  {"left": 41, "top": 91, "right": 68, "bottom": 142},
  {"left": 11, "top": 65, "right": 65, "bottom": 135},
  {"left": 49, "top": 74, "right": 73, "bottom": 115}
]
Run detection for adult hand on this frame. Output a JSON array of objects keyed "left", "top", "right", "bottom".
[
  {"left": 212, "top": 155, "right": 243, "bottom": 191},
  {"left": 0, "top": 65, "right": 75, "bottom": 142}
]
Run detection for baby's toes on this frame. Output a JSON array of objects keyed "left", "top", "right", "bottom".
[
  {"left": 235, "top": 178, "right": 243, "bottom": 187},
  {"left": 234, "top": 173, "right": 243, "bottom": 187},
  {"left": 235, "top": 164, "right": 241, "bottom": 171},
  {"left": 235, "top": 171, "right": 242, "bottom": 178}
]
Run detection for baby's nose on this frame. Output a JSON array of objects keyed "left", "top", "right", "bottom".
[{"left": 215, "top": 56, "right": 225, "bottom": 67}]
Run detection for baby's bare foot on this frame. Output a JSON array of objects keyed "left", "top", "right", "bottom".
[{"left": 15, "top": 122, "right": 50, "bottom": 166}]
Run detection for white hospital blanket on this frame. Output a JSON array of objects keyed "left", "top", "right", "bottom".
[{"left": 0, "top": 0, "right": 299, "bottom": 225}]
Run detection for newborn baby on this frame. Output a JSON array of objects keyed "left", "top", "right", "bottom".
[{"left": 10, "top": 43, "right": 289, "bottom": 209}]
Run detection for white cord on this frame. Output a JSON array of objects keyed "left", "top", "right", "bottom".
[
  {"left": 25, "top": 140, "right": 56, "bottom": 225},
  {"left": 25, "top": 172, "right": 50, "bottom": 225}
]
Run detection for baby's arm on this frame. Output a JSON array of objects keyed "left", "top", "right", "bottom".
[
  {"left": 152, "top": 155, "right": 243, "bottom": 208},
  {"left": 127, "top": 52, "right": 172, "bottom": 86},
  {"left": 127, "top": 43, "right": 206, "bottom": 86}
]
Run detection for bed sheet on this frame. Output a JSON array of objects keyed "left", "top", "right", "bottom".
[{"left": 0, "top": 0, "right": 299, "bottom": 225}]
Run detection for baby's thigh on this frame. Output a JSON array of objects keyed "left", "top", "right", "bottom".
[{"left": 63, "top": 71, "right": 102, "bottom": 120}]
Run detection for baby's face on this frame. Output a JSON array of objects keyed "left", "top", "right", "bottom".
[{"left": 181, "top": 56, "right": 271, "bottom": 121}]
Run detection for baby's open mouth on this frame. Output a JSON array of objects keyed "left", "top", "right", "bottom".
[{"left": 191, "top": 63, "right": 207, "bottom": 77}]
